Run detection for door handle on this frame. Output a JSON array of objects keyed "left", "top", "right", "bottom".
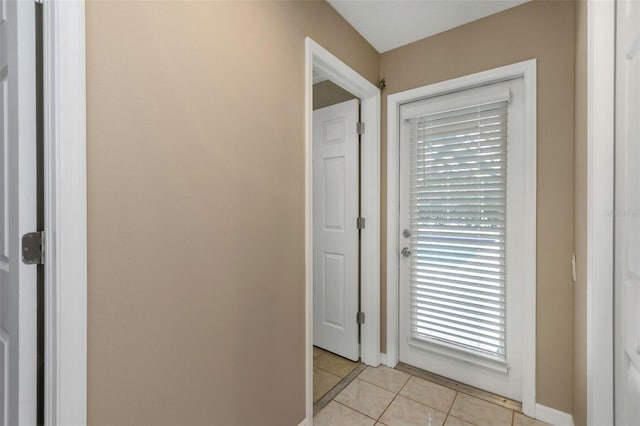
[{"left": 401, "top": 247, "right": 412, "bottom": 258}]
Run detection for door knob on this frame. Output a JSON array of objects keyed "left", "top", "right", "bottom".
[
  {"left": 403, "top": 229, "right": 412, "bottom": 238},
  {"left": 401, "top": 247, "right": 412, "bottom": 257}
]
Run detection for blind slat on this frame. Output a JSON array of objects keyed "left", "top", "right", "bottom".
[
  {"left": 411, "top": 274, "right": 503, "bottom": 296},
  {"left": 413, "top": 322, "right": 504, "bottom": 347},
  {"left": 414, "top": 300, "right": 505, "bottom": 323},
  {"left": 413, "top": 313, "right": 504, "bottom": 337},
  {"left": 410, "top": 291, "right": 504, "bottom": 319},
  {"left": 413, "top": 315, "right": 504, "bottom": 339},
  {"left": 412, "top": 240, "right": 504, "bottom": 251},
  {"left": 413, "top": 259, "right": 503, "bottom": 271},
  {"left": 413, "top": 125, "right": 507, "bottom": 144},
  {"left": 414, "top": 246, "right": 504, "bottom": 261},
  {"left": 412, "top": 292, "right": 505, "bottom": 318},
  {"left": 412, "top": 253, "right": 504, "bottom": 269}
]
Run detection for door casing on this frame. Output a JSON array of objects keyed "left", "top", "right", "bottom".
[
  {"left": 304, "top": 37, "right": 380, "bottom": 424},
  {"left": 585, "top": 1, "right": 615, "bottom": 426},
  {"left": 386, "top": 59, "right": 537, "bottom": 417},
  {"left": 42, "top": 2, "right": 87, "bottom": 425}
]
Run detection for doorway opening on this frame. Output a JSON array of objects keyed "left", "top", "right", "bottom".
[
  {"left": 305, "top": 37, "right": 381, "bottom": 424},
  {"left": 311, "top": 79, "right": 362, "bottom": 410}
]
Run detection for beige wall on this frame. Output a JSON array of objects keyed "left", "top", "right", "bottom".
[
  {"left": 313, "top": 80, "right": 357, "bottom": 110},
  {"left": 573, "top": 0, "right": 587, "bottom": 424},
  {"left": 379, "top": 0, "right": 576, "bottom": 413},
  {"left": 86, "top": 0, "right": 584, "bottom": 422},
  {"left": 85, "top": 2, "right": 379, "bottom": 425}
]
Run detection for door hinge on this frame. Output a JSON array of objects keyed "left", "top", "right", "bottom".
[
  {"left": 22, "top": 231, "right": 44, "bottom": 265},
  {"left": 357, "top": 312, "right": 365, "bottom": 324},
  {"left": 357, "top": 122, "right": 365, "bottom": 135},
  {"left": 356, "top": 217, "right": 366, "bottom": 230}
]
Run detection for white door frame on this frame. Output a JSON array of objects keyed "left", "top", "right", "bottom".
[
  {"left": 42, "top": 1, "right": 87, "bottom": 425},
  {"left": 386, "top": 60, "right": 537, "bottom": 417},
  {"left": 304, "top": 37, "right": 380, "bottom": 424},
  {"left": 586, "top": 1, "right": 615, "bottom": 425}
]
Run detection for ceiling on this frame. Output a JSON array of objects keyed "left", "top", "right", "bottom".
[{"left": 327, "top": 0, "right": 530, "bottom": 53}]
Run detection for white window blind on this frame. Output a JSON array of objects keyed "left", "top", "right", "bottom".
[{"left": 406, "top": 99, "right": 509, "bottom": 362}]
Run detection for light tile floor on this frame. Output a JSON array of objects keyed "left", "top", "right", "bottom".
[
  {"left": 313, "top": 346, "right": 360, "bottom": 403},
  {"left": 314, "top": 365, "right": 550, "bottom": 426}
]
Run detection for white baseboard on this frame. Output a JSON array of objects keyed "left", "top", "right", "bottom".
[
  {"left": 534, "top": 404, "right": 575, "bottom": 426},
  {"left": 297, "top": 418, "right": 309, "bottom": 426}
]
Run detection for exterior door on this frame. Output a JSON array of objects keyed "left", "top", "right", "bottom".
[
  {"left": 398, "top": 79, "right": 525, "bottom": 400},
  {"left": 313, "top": 99, "right": 360, "bottom": 361},
  {"left": 615, "top": 0, "right": 640, "bottom": 424},
  {"left": 0, "top": 0, "right": 38, "bottom": 424}
]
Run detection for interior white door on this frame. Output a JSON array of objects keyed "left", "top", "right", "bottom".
[
  {"left": 313, "top": 99, "right": 360, "bottom": 361},
  {"left": 615, "top": 1, "right": 640, "bottom": 424},
  {"left": 398, "top": 79, "right": 525, "bottom": 401},
  {"left": 0, "top": 0, "right": 38, "bottom": 425}
]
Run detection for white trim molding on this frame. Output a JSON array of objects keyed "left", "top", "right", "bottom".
[
  {"left": 535, "top": 404, "right": 575, "bottom": 426},
  {"left": 586, "top": 1, "right": 615, "bottom": 426},
  {"left": 305, "top": 38, "right": 381, "bottom": 424},
  {"left": 379, "top": 353, "right": 388, "bottom": 367},
  {"left": 42, "top": 1, "right": 87, "bottom": 425},
  {"left": 386, "top": 59, "right": 537, "bottom": 416}
]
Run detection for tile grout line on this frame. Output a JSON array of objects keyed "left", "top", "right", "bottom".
[
  {"left": 333, "top": 400, "right": 381, "bottom": 423},
  {"left": 376, "top": 385, "right": 401, "bottom": 423},
  {"left": 395, "top": 363, "right": 521, "bottom": 412},
  {"left": 448, "top": 392, "right": 458, "bottom": 415},
  {"left": 376, "top": 373, "right": 451, "bottom": 425},
  {"left": 312, "top": 361, "right": 356, "bottom": 402},
  {"left": 360, "top": 370, "right": 460, "bottom": 425},
  {"left": 314, "top": 363, "right": 357, "bottom": 379},
  {"left": 392, "top": 392, "right": 453, "bottom": 420},
  {"left": 442, "top": 391, "right": 460, "bottom": 426},
  {"left": 313, "top": 350, "right": 361, "bottom": 378},
  {"left": 323, "top": 363, "right": 523, "bottom": 426},
  {"left": 374, "top": 372, "right": 414, "bottom": 423},
  {"left": 356, "top": 370, "right": 411, "bottom": 394},
  {"left": 348, "top": 367, "right": 412, "bottom": 423},
  {"left": 314, "top": 363, "right": 367, "bottom": 416},
  {"left": 338, "top": 371, "right": 402, "bottom": 422},
  {"left": 396, "top": 375, "right": 458, "bottom": 422}
]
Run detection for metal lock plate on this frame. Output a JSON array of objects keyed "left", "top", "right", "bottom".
[{"left": 22, "top": 232, "right": 44, "bottom": 265}]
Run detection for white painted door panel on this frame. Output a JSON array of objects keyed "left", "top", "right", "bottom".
[
  {"left": 398, "top": 79, "right": 524, "bottom": 401},
  {"left": 313, "top": 99, "right": 359, "bottom": 361},
  {"left": 615, "top": 1, "right": 640, "bottom": 424},
  {"left": 0, "top": 0, "right": 38, "bottom": 425}
]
